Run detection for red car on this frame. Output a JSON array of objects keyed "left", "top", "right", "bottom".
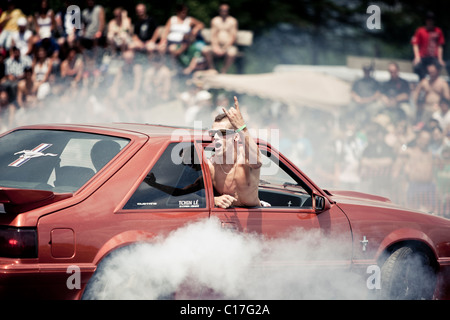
[{"left": 0, "top": 123, "right": 449, "bottom": 299}]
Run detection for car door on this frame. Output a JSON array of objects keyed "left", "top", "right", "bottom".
[{"left": 201, "top": 141, "right": 353, "bottom": 266}]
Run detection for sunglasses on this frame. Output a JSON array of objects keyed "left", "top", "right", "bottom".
[{"left": 208, "top": 129, "right": 235, "bottom": 137}]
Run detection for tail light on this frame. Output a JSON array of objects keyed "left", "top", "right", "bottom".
[{"left": 0, "top": 227, "right": 37, "bottom": 258}]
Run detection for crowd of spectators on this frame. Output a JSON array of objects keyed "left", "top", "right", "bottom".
[
  {"left": 0, "top": 0, "right": 239, "bottom": 130},
  {"left": 272, "top": 63, "right": 450, "bottom": 217},
  {"left": 0, "top": 1, "right": 449, "bottom": 217}
]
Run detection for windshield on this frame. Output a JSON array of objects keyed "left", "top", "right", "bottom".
[{"left": 0, "top": 129, "right": 129, "bottom": 193}]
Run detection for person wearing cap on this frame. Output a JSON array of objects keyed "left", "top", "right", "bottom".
[
  {"left": 349, "top": 63, "right": 381, "bottom": 122},
  {"left": 0, "top": 0, "right": 26, "bottom": 50},
  {"left": 10, "top": 17, "right": 33, "bottom": 57},
  {"left": 411, "top": 11, "right": 446, "bottom": 80}
]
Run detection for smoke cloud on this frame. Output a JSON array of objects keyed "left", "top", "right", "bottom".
[{"left": 82, "top": 217, "right": 370, "bottom": 300}]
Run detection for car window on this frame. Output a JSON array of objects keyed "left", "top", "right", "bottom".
[
  {"left": 123, "top": 142, "right": 206, "bottom": 210},
  {"left": 203, "top": 142, "right": 312, "bottom": 209},
  {"left": 0, "top": 129, "right": 129, "bottom": 192}
]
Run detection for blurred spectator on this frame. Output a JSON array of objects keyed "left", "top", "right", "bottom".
[
  {"left": 3, "top": 45, "right": 31, "bottom": 102},
  {"left": 435, "top": 146, "right": 450, "bottom": 217},
  {"left": 379, "top": 62, "right": 411, "bottom": 122},
  {"left": 0, "top": 87, "right": 16, "bottom": 128},
  {"left": 34, "top": 35, "right": 60, "bottom": 73},
  {"left": 334, "top": 116, "right": 366, "bottom": 191},
  {"left": 158, "top": 4, "right": 204, "bottom": 60},
  {"left": 202, "top": 3, "right": 238, "bottom": 74},
  {"left": 10, "top": 17, "right": 32, "bottom": 57},
  {"left": 411, "top": 11, "right": 445, "bottom": 80},
  {"left": 60, "top": 46, "right": 83, "bottom": 87},
  {"left": 54, "top": 0, "right": 78, "bottom": 47},
  {"left": 81, "top": 0, "right": 105, "bottom": 52},
  {"left": 180, "top": 79, "right": 212, "bottom": 127},
  {"left": 360, "top": 125, "right": 395, "bottom": 198},
  {"left": 432, "top": 97, "right": 450, "bottom": 135},
  {"left": 32, "top": 46, "right": 52, "bottom": 100},
  {"left": 385, "top": 118, "right": 416, "bottom": 155},
  {"left": 398, "top": 129, "right": 437, "bottom": 213},
  {"left": 0, "top": 0, "right": 25, "bottom": 51},
  {"left": 33, "top": 0, "right": 55, "bottom": 41},
  {"left": 129, "top": 3, "right": 158, "bottom": 54},
  {"left": 16, "top": 66, "right": 37, "bottom": 108},
  {"left": 413, "top": 60, "right": 450, "bottom": 124},
  {"left": 143, "top": 53, "right": 171, "bottom": 103},
  {"left": 107, "top": 7, "right": 132, "bottom": 54},
  {"left": 179, "top": 38, "right": 207, "bottom": 75},
  {"left": 349, "top": 64, "right": 381, "bottom": 122},
  {"left": 429, "top": 125, "right": 450, "bottom": 158},
  {"left": 109, "top": 49, "right": 143, "bottom": 107},
  {"left": 0, "top": 48, "right": 6, "bottom": 80}
]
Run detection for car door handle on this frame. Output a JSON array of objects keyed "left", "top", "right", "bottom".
[{"left": 221, "top": 221, "right": 238, "bottom": 231}]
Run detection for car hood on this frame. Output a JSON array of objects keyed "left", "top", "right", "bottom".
[
  {"left": 326, "top": 189, "right": 450, "bottom": 225},
  {"left": 326, "top": 189, "right": 393, "bottom": 206}
]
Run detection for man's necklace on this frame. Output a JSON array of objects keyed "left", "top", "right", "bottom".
[{"left": 219, "top": 163, "right": 234, "bottom": 175}]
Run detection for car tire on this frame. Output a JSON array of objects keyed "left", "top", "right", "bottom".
[{"left": 379, "top": 246, "right": 436, "bottom": 300}]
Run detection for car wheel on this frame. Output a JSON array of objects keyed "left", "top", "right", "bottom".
[
  {"left": 81, "top": 245, "right": 177, "bottom": 300},
  {"left": 379, "top": 246, "right": 436, "bottom": 300}
]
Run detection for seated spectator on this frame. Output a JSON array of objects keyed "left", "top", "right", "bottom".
[
  {"left": 10, "top": 17, "right": 33, "bottom": 57},
  {"left": 34, "top": 33, "right": 60, "bottom": 72},
  {"left": 107, "top": 7, "right": 132, "bottom": 54},
  {"left": 129, "top": 3, "right": 158, "bottom": 54},
  {"left": 432, "top": 97, "right": 450, "bottom": 135},
  {"left": 413, "top": 60, "right": 450, "bottom": 124},
  {"left": 158, "top": 4, "right": 204, "bottom": 60},
  {"left": 0, "top": 87, "right": 16, "bottom": 129},
  {"left": 180, "top": 39, "right": 207, "bottom": 75},
  {"left": 16, "top": 66, "right": 38, "bottom": 108},
  {"left": 0, "top": 0, "right": 26, "bottom": 51},
  {"left": 0, "top": 48, "right": 7, "bottom": 81},
  {"left": 379, "top": 62, "right": 412, "bottom": 121},
  {"left": 54, "top": 0, "right": 79, "bottom": 47},
  {"left": 81, "top": 0, "right": 105, "bottom": 54},
  {"left": 60, "top": 46, "right": 84, "bottom": 87},
  {"left": 33, "top": 0, "right": 56, "bottom": 41},
  {"left": 32, "top": 46, "right": 52, "bottom": 100},
  {"left": 3, "top": 46, "right": 32, "bottom": 102},
  {"left": 202, "top": 3, "right": 238, "bottom": 74}
]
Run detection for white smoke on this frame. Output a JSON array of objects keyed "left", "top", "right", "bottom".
[{"left": 82, "top": 217, "right": 370, "bottom": 300}]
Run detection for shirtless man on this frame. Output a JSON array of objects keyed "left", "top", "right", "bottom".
[
  {"left": 16, "top": 66, "right": 38, "bottom": 108},
  {"left": 207, "top": 96, "right": 262, "bottom": 208},
  {"left": 394, "top": 130, "right": 436, "bottom": 212},
  {"left": 146, "top": 96, "right": 262, "bottom": 208},
  {"left": 202, "top": 3, "right": 238, "bottom": 74},
  {"left": 413, "top": 61, "right": 450, "bottom": 123}
]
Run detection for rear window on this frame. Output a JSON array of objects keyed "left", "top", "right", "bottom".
[{"left": 0, "top": 129, "right": 129, "bottom": 192}]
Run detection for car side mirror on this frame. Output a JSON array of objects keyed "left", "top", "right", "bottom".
[{"left": 315, "top": 195, "right": 330, "bottom": 212}]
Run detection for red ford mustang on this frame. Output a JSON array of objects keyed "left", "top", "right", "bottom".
[{"left": 0, "top": 123, "right": 449, "bottom": 299}]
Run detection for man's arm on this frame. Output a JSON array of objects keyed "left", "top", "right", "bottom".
[{"left": 222, "top": 96, "right": 262, "bottom": 168}]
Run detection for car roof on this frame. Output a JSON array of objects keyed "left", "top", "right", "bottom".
[{"left": 11, "top": 123, "right": 204, "bottom": 139}]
